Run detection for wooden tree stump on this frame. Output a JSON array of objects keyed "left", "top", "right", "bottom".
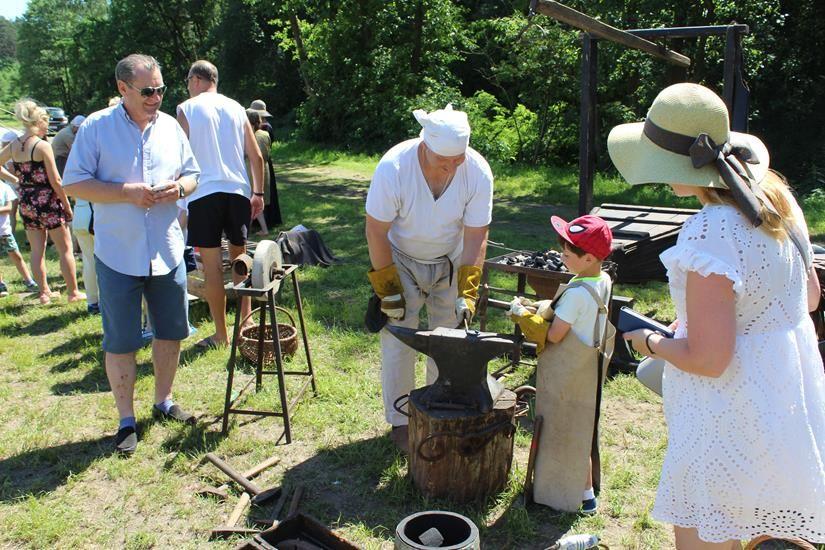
[{"left": 407, "top": 387, "right": 516, "bottom": 503}]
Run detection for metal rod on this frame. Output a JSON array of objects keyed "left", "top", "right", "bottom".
[
  {"left": 722, "top": 25, "right": 737, "bottom": 116},
  {"left": 625, "top": 24, "right": 749, "bottom": 39},
  {"left": 222, "top": 297, "right": 245, "bottom": 434},
  {"left": 291, "top": 270, "right": 317, "bottom": 394},
  {"left": 533, "top": 0, "right": 690, "bottom": 67},
  {"left": 268, "top": 294, "right": 292, "bottom": 444},
  {"left": 287, "top": 485, "right": 304, "bottom": 517}
]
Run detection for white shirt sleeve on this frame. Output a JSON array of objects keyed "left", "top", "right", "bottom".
[
  {"left": 366, "top": 160, "right": 400, "bottom": 223},
  {"left": 553, "top": 287, "right": 588, "bottom": 327},
  {"left": 462, "top": 156, "right": 493, "bottom": 228}
]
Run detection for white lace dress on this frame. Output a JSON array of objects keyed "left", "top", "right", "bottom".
[{"left": 655, "top": 204, "right": 825, "bottom": 543}]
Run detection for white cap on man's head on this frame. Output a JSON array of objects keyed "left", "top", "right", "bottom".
[
  {"left": 413, "top": 104, "right": 470, "bottom": 157},
  {"left": 70, "top": 115, "right": 86, "bottom": 127},
  {"left": 1, "top": 129, "right": 21, "bottom": 143}
]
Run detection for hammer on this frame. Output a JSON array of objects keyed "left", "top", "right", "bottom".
[
  {"left": 198, "top": 456, "right": 281, "bottom": 501},
  {"left": 206, "top": 453, "right": 282, "bottom": 505}
]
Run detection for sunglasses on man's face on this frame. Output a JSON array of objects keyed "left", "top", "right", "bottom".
[{"left": 125, "top": 81, "right": 167, "bottom": 98}]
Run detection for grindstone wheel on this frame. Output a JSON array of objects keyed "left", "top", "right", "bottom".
[{"left": 251, "top": 239, "right": 283, "bottom": 300}]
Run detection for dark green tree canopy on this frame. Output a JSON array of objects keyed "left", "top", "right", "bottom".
[{"left": 10, "top": 0, "right": 824, "bottom": 190}]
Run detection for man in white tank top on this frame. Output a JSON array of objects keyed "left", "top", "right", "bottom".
[
  {"left": 177, "top": 60, "right": 264, "bottom": 348},
  {"left": 366, "top": 105, "right": 493, "bottom": 452}
]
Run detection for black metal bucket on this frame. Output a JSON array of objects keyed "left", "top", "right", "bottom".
[{"left": 394, "top": 511, "right": 480, "bottom": 550}]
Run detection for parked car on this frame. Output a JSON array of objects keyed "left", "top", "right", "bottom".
[{"left": 46, "top": 107, "right": 68, "bottom": 135}]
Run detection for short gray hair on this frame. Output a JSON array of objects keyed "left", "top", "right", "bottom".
[
  {"left": 115, "top": 54, "right": 161, "bottom": 83},
  {"left": 188, "top": 60, "right": 218, "bottom": 84}
]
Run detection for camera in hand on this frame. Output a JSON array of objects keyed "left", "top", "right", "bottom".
[{"left": 618, "top": 307, "right": 674, "bottom": 338}]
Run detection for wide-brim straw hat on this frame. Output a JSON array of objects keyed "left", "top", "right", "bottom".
[{"left": 607, "top": 83, "right": 770, "bottom": 188}]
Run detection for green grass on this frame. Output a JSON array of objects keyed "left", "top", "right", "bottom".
[{"left": 0, "top": 140, "right": 821, "bottom": 548}]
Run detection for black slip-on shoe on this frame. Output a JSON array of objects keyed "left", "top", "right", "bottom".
[
  {"left": 153, "top": 404, "right": 197, "bottom": 425},
  {"left": 114, "top": 426, "right": 137, "bottom": 455}
]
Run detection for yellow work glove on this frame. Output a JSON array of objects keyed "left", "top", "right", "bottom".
[
  {"left": 367, "top": 264, "right": 405, "bottom": 320},
  {"left": 508, "top": 297, "right": 549, "bottom": 354},
  {"left": 509, "top": 296, "right": 555, "bottom": 321},
  {"left": 455, "top": 265, "right": 482, "bottom": 323}
]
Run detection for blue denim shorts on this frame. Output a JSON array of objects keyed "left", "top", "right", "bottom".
[{"left": 95, "top": 257, "right": 189, "bottom": 353}]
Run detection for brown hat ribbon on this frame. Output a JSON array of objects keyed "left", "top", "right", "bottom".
[
  {"left": 643, "top": 119, "right": 763, "bottom": 227},
  {"left": 643, "top": 119, "right": 812, "bottom": 269}
]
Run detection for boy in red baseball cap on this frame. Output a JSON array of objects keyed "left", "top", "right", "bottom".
[{"left": 509, "top": 214, "right": 614, "bottom": 515}]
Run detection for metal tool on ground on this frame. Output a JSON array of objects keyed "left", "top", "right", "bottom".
[
  {"left": 286, "top": 485, "right": 305, "bottom": 518},
  {"left": 238, "top": 514, "right": 359, "bottom": 550},
  {"left": 523, "top": 414, "right": 543, "bottom": 504},
  {"left": 544, "top": 533, "right": 602, "bottom": 550},
  {"left": 223, "top": 239, "right": 317, "bottom": 442},
  {"left": 205, "top": 453, "right": 282, "bottom": 505},
  {"left": 388, "top": 325, "right": 518, "bottom": 413},
  {"left": 199, "top": 456, "right": 281, "bottom": 500},
  {"left": 252, "top": 484, "right": 291, "bottom": 528}
]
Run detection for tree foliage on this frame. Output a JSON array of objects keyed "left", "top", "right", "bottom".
[{"left": 10, "top": 0, "right": 824, "bottom": 190}]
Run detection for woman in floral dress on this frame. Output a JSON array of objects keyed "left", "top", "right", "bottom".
[{"left": 0, "top": 100, "right": 83, "bottom": 304}]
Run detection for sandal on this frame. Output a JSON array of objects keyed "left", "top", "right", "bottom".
[{"left": 195, "top": 336, "right": 224, "bottom": 350}]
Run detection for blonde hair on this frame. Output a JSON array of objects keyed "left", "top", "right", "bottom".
[
  {"left": 702, "top": 170, "right": 798, "bottom": 240},
  {"left": 14, "top": 99, "right": 48, "bottom": 129}
]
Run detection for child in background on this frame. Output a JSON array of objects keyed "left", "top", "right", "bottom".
[
  {"left": 0, "top": 180, "right": 38, "bottom": 296},
  {"left": 509, "top": 214, "right": 614, "bottom": 515}
]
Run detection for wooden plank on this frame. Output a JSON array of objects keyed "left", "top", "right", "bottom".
[{"left": 533, "top": 0, "right": 690, "bottom": 67}]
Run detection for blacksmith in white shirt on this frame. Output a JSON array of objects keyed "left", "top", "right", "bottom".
[{"left": 63, "top": 53, "right": 200, "bottom": 455}]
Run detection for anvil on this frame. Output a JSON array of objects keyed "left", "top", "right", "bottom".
[{"left": 388, "top": 326, "right": 520, "bottom": 413}]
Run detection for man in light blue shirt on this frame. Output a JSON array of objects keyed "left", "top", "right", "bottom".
[{"left": 63, "top": 54, "right": 200, "bottom": 455}]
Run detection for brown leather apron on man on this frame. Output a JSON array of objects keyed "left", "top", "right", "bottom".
[{"left": 533, "top": 280, "right": 616, "bottom": 511}]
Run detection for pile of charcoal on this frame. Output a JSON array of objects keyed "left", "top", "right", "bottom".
[{"left": 497, "top": 249, "right": 566, "bottom": 272}]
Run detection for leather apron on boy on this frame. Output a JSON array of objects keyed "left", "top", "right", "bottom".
[{"left": 533, "top": 280, "right": 616, "bottom": 511}]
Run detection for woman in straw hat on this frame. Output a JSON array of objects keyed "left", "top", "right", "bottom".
[{"left": 610, "top": 83, "right": 824, "bottom": 548}]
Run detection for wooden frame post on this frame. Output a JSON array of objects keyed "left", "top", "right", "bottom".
[{"left": 578, "top": 33, "right": 597, "bottom": 215}]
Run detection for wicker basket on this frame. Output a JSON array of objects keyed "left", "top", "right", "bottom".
[
  {"left": 238, "top": 306, "right": 298, "bottom": 364},
  {"left": 744, "top": 536, "right": 817, "bottom": 550}
]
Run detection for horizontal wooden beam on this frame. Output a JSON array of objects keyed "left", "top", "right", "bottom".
[{"left": 532, "top": 0, "right": 691, "bottom": 67}]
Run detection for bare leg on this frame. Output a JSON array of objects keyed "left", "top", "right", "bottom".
[
  {"left": 152, "top": 338, "right": 181, "bottom": 404},
  {"left": 254, "top": 214, "right": 268, "bottom": 235},
  {"left": 199, "top": 246, "right": 229, "bottom": 345},
  {"left": 228, "top": 243, "right": 251, "bottom": 328},
  {"left": 48, "top": 224, "right": 84, "bottom": 301},
  {"left": 586, "top": 457, "right": 593, "bottom": 491},
  {"left": 26, "top": 229, "right": 52, "bottom": 303},
  {"left": 8, "top": 249, "right": 33, "bottom": 282},
  {"left": 674, "top": 527, "right": 741, "bottom": 550},
  {"left": 105, "top": 351, "right": 138, "bottom": 420}
]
